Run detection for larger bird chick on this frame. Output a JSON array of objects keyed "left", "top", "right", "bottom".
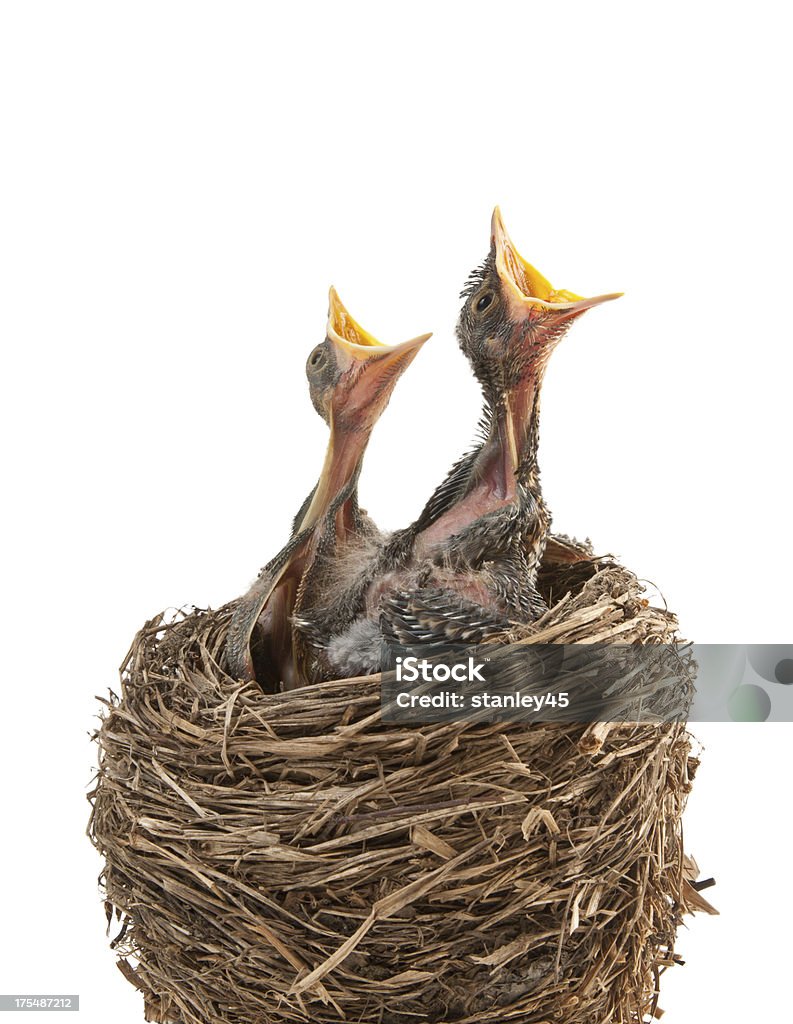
[{"left": 414, "top": 207, "right": 621, "bottom": 562}]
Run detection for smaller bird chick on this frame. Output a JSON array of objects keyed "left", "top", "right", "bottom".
[{"left": 224, "top": 290, "right": 429, "bottom": 689}]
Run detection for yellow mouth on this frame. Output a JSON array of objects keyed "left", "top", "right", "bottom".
[
  {"left": 326, "top": 286, "right": 430, "bottom": 368},
  {"left": 491, "top": 207, "right": 622, "bottom": 314},
  {"left": 327, "top": 287, "right": 387, "bottom": 357}
]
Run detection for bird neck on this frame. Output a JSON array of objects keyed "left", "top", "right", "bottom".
[
  {"left": 298, "top": 423, "right": 370, "bottom": 538},
  {"left": 410, "top": 375, "right": 543, "bottom": 557},
  {"left": 477, "top": 373, "right": 543, "bottom": 497}
]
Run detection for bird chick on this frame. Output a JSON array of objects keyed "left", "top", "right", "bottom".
[
  {"left": 412, "top": 206, "right": 621, "bottom": 569},
  {"left": 224, "top": 290, "right": 429, "bottom": 689}
]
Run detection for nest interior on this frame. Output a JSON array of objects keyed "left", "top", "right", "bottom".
[{"left": 89, "top": 547, "right": 708, "bottom": 1024}]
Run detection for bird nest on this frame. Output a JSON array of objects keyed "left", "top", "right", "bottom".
[{"left": 89, "top": 543, "right": 707, "bottom": 1024}]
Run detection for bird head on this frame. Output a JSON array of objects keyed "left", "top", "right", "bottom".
[
  {"left": 457, "top": 207, "right": 621, "bottom": 398},
  {"left": 306, "top": 287, "right": 430, "bottom": 435}
]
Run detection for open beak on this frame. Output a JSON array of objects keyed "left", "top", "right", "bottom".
[
  {"left": 326, "top": 287, "right": 430, "bottom": 428},
  {"left": 491, "top": 207, "right": 622, "bottom": 320}
]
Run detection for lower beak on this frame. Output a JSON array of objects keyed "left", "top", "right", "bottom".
[
  {"left": 355, "top": 331, "right": 431, "bottom": 373},
  {"left": 333, "top": 331, "right": 431, "bottom": 430},
  {"left": 549, "top": 291, "right": 624, "bottom": 321}
]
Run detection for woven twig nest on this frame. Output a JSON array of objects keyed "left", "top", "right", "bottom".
[{"left": 89, "top": 545, "right": 704, "bottom": 1024}]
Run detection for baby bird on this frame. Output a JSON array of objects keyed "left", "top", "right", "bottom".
[
  {"left": 312, "top": 209, "right": 620, "bottom": 675},
  {"left": 409, "top": 207, "right": 620, "bottom": 570},
  {"left": 224, "top": 290, "right": 429, "bottom": 688}
]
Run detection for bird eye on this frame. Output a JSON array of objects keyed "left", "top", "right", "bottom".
[
  {"left": 308, "top": 345, "right": 326, "bottom": 369},
  {"left": 474, "top": 291, "right": 496, "bottom": 314}
]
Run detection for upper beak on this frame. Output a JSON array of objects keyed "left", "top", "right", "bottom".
[
  {"left": 326, "top": 287, "right": 430, "bottom": 424},
  {"left": 491, "top": 207, "right": 622, "bottom": 318}
]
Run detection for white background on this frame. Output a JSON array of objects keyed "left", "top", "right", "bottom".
[{"left": 1, "top": 3, "right": 791, "bottom": 1022}]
